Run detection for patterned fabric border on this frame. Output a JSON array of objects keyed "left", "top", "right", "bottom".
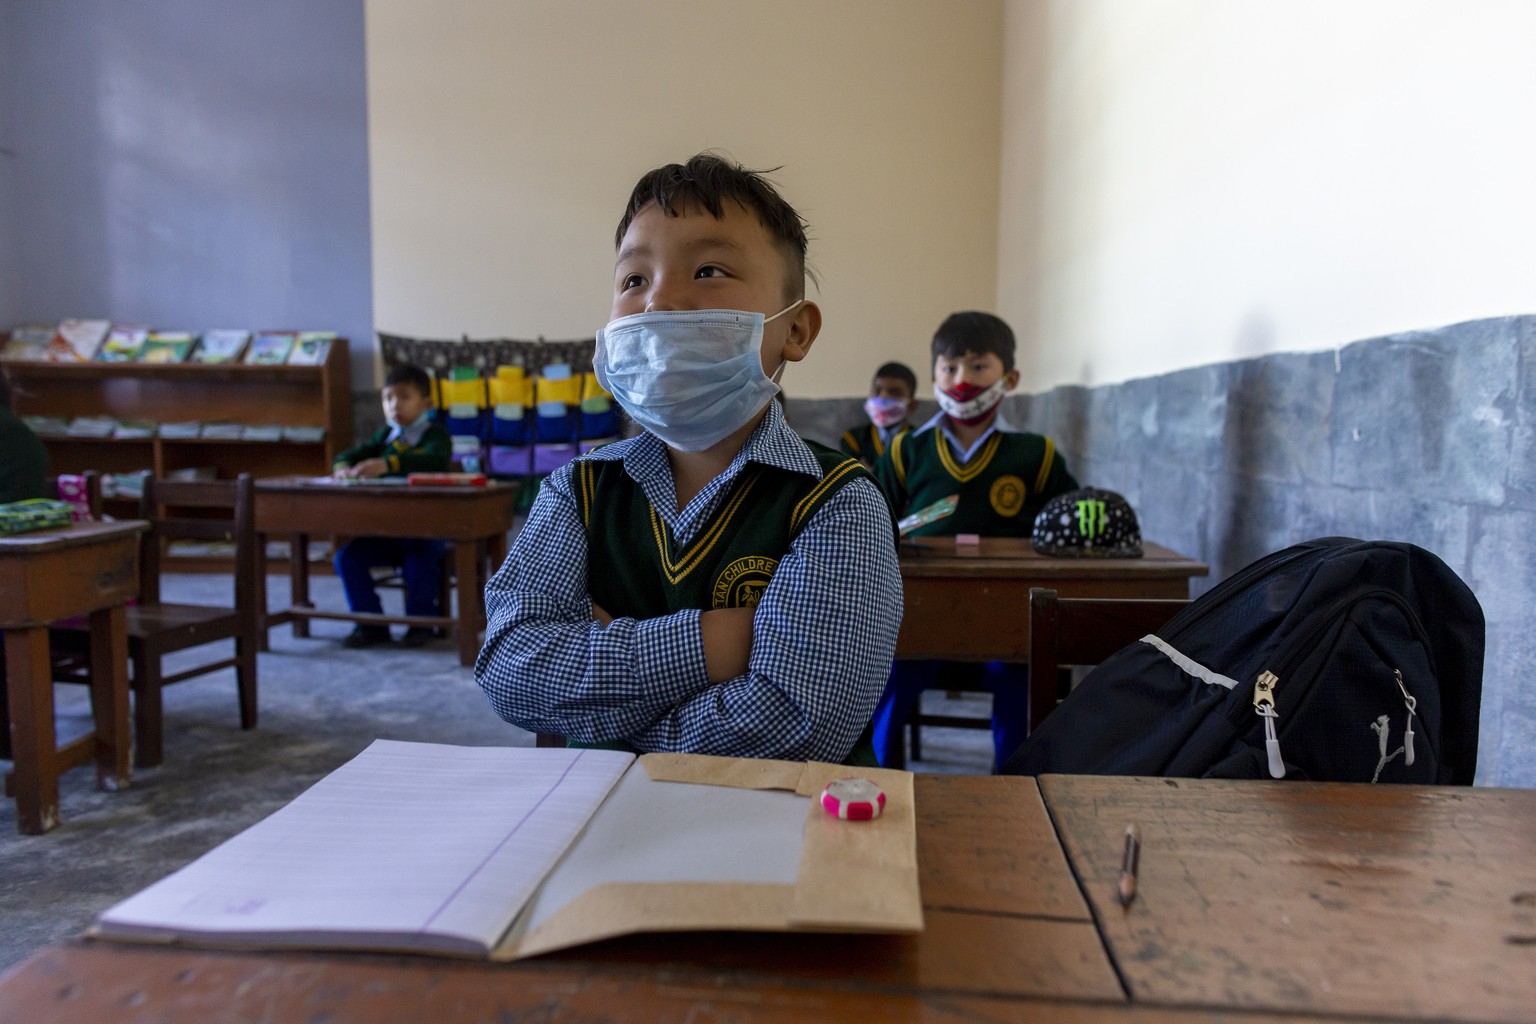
[{"left": 378, "top": 333, "right": 597, "bottom": 377}]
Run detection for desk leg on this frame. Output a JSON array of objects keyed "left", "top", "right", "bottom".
[
  {"left": 86, "top": 605, "right": 131, "bottom": 792},
  {"left": 290, "top": 532, "right": 312, "bottom": 639},
  {"left": 254, "top": 534, "right": 270, "bottom": 652},
  {"left": 4, "top": 626, "right": 59, "bottom": 834},
  {"left": 454, "top": 541, "right": 480, "bottom": 667}
]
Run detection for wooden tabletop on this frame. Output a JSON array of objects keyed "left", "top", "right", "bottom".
[
  {"left": 0, "top": 774, "right": 1125, "bottom": 1021},
  {"left": 1039, "top": 774, "right": 1536, "bottom": 1024},
  {"left": 899, "top": 536, "right": 1207, "bottom": 580},
  {"left": 0, "top": 518, "right": 147, "bottom": 554}
]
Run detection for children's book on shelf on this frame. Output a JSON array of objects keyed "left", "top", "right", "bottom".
[
  {"left": 114, "top": 420, "right": 158, "bottom": 439},
  {"left": 96, "top": 324, "right": 150, "bottom": 362},
  {"left": 194, "top": 329, "right": 250, "bottom": 364},
  {"left": 245, "top": 331, "right": 297, "bottom": 365},
  {"left": 2, "top": 324, "right": 58, "bottom": 360},
  {"left": 287, "top": 331, "right": 335, "bottom": 365},
  {"left": 89, "top": 742, "right": 921, "bottom": 961},
  {"left": 50, "top": 319, "right": 112, "bottom": 362},
  {"left": 138, "top": 331, "right": 197, "bottom": 363}
]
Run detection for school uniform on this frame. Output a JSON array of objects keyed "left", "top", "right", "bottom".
[
  {"left": 476, "top": 401, "right": 901, "bottom": 764},
  {"left": 839, "top": 420, "right": 910, "bottom": 465},
  {"left": 331, "top": 417, "right": 453, "bottom": 620},
  {"left": 871, "top": 410, "right": 1078, "bottom": 770}
]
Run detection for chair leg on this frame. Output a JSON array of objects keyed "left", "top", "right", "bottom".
[
  {"left": 131, "top": 645, "right": 165, "bottom": 769},
  {"left": 236, "top": 633, "right": 258, "bottom": 730}
]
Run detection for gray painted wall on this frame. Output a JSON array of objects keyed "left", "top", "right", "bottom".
[
  {"left": 789, "top": 316, "right": 1536, "bottom": 788},
  {"left": 0, "top": 0, "right": 372, "bottom": 376}
]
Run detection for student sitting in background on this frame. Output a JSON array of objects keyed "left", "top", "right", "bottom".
[
  {"left": 331, "top": 363, "right": 453, "bottom": 648},
  {"left": 840, "top": 360, "right": 917, "bottom": 468},
  {"left": 871, "top": 311, "right": 1077, "bottom": 770},
  {"left": 475, "top": 153, "right": 901, "bottom": 764}
]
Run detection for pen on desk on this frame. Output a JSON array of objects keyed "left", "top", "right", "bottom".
[{"left": 1118, "top": 824, "right": 1140, "bottom": 908}]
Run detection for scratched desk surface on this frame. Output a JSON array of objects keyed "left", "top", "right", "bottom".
[{"left": 1040, "top": 774, "right": 1536, "bottom": 1024}]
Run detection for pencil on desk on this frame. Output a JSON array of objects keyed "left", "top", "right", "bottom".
[{"left": 1118, "top": 824, "right": 1140, "bottom": 908}]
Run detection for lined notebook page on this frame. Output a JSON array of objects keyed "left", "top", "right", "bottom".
[{"left": 95, "top": 741, "right": 634, "bottom": 954}]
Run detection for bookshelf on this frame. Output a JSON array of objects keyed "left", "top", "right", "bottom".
[{"left": 2, "top": 342, "right": 353, "bottom": 481}]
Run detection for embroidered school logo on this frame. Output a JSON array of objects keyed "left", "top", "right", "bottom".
[
  {"left": 1076, "top": 498, "right": 1108, "bottom": 538},
  {"left": 989, "top": 475, "right": 1026, "bottom": 518},
  {"left": 712, "top": 556, "right": 778, "bottom": 609}
]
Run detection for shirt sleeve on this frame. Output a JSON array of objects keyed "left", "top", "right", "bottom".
[
  {"left": 474, "top": 462, "right": 715, "bottom": 742},
  {"left": 623, "top": 475, "right": 903, "bottom": 762}
]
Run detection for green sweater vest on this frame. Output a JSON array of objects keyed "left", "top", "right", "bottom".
[
  {"left": 839, "top": 421, "right": 910, "bottom": 463},
  {"left": 573, "top": 441, "right": 883, "bottom": 766},
  {"left": 877, "top": 425, "right": 1078, "bottom": 537}
]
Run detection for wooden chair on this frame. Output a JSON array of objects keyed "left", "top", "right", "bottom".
[
  {"left": 1026, "top": 587, "right": 1191, "bottom": 732},
  {"left": 54, "top": 474, "right": 260, "bottom": 767}
]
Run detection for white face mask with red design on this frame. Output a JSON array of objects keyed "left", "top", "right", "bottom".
[
  {"left": 863, "top": 395, "right": 908, "bottom": 429},
  {"left": 935, "top": 379, "right": 1006, "bottom": 426}
]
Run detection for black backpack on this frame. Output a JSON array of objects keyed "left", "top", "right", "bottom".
[{"left": 1003, "top": 537, "right": 1485, "bottom": 784}]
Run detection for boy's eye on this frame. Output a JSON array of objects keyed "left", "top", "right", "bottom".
[
  {"left": 621, "top": 274, "right": 645, "bottom": 290},
  {"left": 695, "top": 265, "right": 726, "bottom": 279}
]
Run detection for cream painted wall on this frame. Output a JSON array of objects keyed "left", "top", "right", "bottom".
[
  {"left": 366, "top": 0, "right": 1003, "bottom": 396},
  {"left": 998, "top": 0, "right": 1536, "bottom": 391}
]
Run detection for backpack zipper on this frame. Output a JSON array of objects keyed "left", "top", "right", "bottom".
[{"left": 1243, "top": 588, "right": 1435, "bottom": 779}]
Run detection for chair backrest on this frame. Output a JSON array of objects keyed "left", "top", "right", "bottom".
[
  {"left": 137, "top": 474, "right": 256, "bottom": 612},
  {"left": 1027, "top": 587, "right": 1190, "bottom": 731}
]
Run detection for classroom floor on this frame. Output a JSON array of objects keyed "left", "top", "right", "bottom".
[{"left": 0, "top": 572, "right": 993, "bottom": 974}]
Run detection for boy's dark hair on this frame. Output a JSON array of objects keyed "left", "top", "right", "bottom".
[
  {"left": 384, "top": 363, "right": 433, "bottom": 399},
  {"left": 931, "top": 311, "right": 1016, "bottom": 373},
  {"left": 873, "top": 361, "right": 917, "bottom": 396},
  {"left": 615, "top": 152, "right": 811, "bottom": 299}
]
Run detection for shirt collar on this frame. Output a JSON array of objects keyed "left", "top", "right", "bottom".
[
  {"left": 915, "top": 407, "right": 1019, "bottom": 461},
  {"left": 386, "top": 416, "right": 431, "bottom": 448}
]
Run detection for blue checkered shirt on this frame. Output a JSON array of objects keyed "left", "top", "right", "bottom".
[{"left": 475, "top": 402, "right": 902, "bottom": 761}]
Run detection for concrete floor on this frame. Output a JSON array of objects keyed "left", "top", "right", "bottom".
[{"left": 0, "top": 573, "right": 992, "bottom": 975}]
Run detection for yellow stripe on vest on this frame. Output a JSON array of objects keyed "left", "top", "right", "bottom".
[
  {"left": 936, "top": 430, "right": 1001, "bottom": 483},
  {"left": 649, "top": 467, "right": 764, "bottom": 585},
  {"left": 1034, "top": 437, "right": 1056, "bottom": 495},
  {"left": 790, "top": 458, "right": 863, "bottom": 534}
]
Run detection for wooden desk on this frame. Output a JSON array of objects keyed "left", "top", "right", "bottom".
[
  {"left": 1040, "top": 774, "right": 1536, "bottom": 1024},
  {"left": 0, "top": 520, "right": 146, "bottom": 834},
  {"left": 254, "top": 478, "right": 518, "bottom": 666},
  {"left": 0, "top": 775, "right": 1128, "bottom": 1020},
  {"left": 897, "top": 536, "right": 1207, "bottom": 660}
]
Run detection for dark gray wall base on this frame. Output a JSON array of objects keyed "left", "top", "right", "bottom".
[{"left": 787, "top": 315, "right": 1535, "bottom": 788}]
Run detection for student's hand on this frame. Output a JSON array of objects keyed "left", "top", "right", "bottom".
[
  {"left": 592, "top": 602, "right": 614, "bottom": 627},
  {"left": 332, "top": 464, "right": 353, "bottom": 479},
  {"left": 700, "top": 607, "right": 755, "bottom": 683},
  {"left": 353, "top": 458, "right": 389, "bottom": 480}
]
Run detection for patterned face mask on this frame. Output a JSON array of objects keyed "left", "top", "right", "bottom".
[
  {"left": 864, "top": 395, "right": 908, "bottom": 429},
  {"left": 935, "top": 379, "right": 1006, "bottom": 426},
  {"left": 594, "top": 300, "right": 801, "bottom": 452}
]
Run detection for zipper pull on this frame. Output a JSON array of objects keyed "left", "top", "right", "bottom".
[
  {"left": 1254, "top": 670, "right": 1285, "bottom": 778},
  {"left": 1394, "top": 669, "right": 1417, "bottom": 767}
]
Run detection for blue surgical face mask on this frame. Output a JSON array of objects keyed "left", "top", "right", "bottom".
[{"left": 594, "top": 300, "right": 802, "bottom": 452}]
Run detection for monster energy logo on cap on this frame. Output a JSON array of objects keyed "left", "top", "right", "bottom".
[
  {"left": 1076, "top": 499, "right": 1108, "bottom": 538},
  {"left": 1031, "top": 487, "right": 1144, "bottom": 559}
]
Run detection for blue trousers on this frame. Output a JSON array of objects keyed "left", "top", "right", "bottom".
[
  {"left": 333, "top": 537, "right": 446, "bottom": 618},
  {"left": 871, "top": 660, "right": 1031, "bottom": 772}
]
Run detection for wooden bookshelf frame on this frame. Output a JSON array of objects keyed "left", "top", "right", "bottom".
[{"left": 2, "top": 343, "right": 353, "bottom": 482}]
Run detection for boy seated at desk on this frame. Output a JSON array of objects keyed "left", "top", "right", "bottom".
[
  {"left": 870, "top": 311, "right": 1077, "bottom": 770},
  {"left": 330, "top": 363, "right": 453, "bottom": 648},
  {"left": 840, "top": 360, "right": 918, "bottom": 468},
  {"left": 475, "top": 153, "right": 901, "bottom": 764}
]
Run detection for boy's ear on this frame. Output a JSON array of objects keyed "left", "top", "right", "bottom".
[
  {"left": 1003, "top": 368, "right": 1021, "bottom": 392},
  {"left": 779, "top": 301, "right": 822, "bottom": 363}
]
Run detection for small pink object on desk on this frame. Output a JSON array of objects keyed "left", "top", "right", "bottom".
[{"left": 820, "top": 777, "right": 886, "bottom": 821}]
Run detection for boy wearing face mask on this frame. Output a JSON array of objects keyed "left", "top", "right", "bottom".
[
  {"left": 475, "top": 154, "right": 902, "bottom": 764},
  {"left": 331, "top": 363, "right": 453, "bottom": 648},
  {"left": 869, "top": 311, "right": 1077, "bottom": 769},
  {"left": 840, "top": 361, "right": 917, "bottom": 468}
]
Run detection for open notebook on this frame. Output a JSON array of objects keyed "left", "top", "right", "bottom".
[{"left": 91, "top": 741, "right": 922, "bottom": 960}]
